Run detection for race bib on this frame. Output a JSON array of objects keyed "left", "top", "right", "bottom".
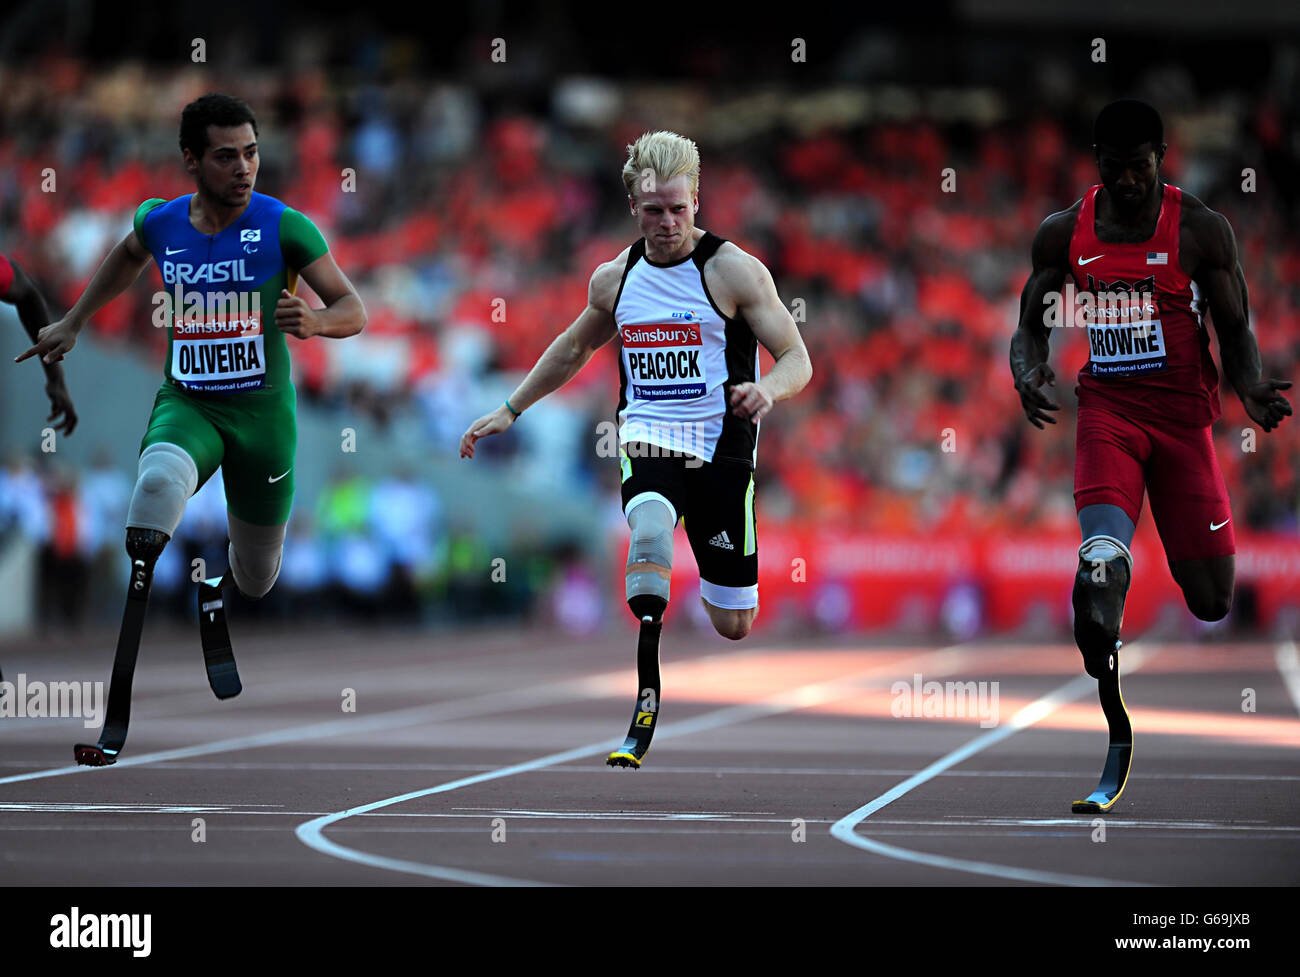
[
  {"left": 172, "top": 309, "right": 266, "bottom": 393},
  {"left": 1086, "top": 292, "right": 1166, "bottom": 377},
  {"left": 622, "top": 323, "right": 706, "bottom": 400}
]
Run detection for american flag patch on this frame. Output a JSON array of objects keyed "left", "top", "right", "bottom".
[{"left": 1146, "top": 252, "right": 1167, "bottom": 265}]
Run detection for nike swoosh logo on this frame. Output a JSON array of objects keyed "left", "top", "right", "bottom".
[
  {"left": 268, "top": 469, "right": 292, "bottom": 483},
  {"left": 1210, "top": 518, "right": 1230, "bottom": 531},
  {"left": 165, "top": 247, "right": 187, "bottom": 256},
  {"left": 1077, "top": 254, "right": 1105, "bottom": 266}
]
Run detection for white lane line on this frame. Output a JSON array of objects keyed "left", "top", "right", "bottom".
[
  {"left": 1276, "top": 641, "right": 1300, "bottom": 717},
  {"left": 294, "top": 645, "right": 975, "bottom": 886},
  {"left": 0, "top": 640, "right": 873, "bottom": 787},
  {"left": 0, "top": 679, "right": 599, "bottom": 787},
  {"left": 10, "top": 758, "right": 1289, "bottom": 781},
  {"left": 830, "top": 648, "right": 1154, "bottom": 887},
  {"left": 6, "top": 802, "right": 1294, "bottom": 834},
  {"left": 0, "top": 802, "right": 275, "bottom": 814}
]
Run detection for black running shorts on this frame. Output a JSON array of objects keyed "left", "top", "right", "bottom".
[{"left": 619, "top": 441, "right": 758, "bottom": 609}]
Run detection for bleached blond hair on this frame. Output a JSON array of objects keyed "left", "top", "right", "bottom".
[{"left": 621, "top": 131, "right": 700, "bottom": 201}]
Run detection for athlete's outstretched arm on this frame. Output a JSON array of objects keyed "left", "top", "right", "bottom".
[
  {"left": 15, "top": 232, "right": 152, "bottom": 365},
  {"left": 1010, "top": 210, "right": 1073, "bottom": 428},
  {"left": 1193, "top": 210, "right": 1291, "bottom": 432},
  {"left": 277, "top": 252, "right": 366, "bottom": 339},
  {"left": 459, "top": 259, "right": 621, "bottom": 459},
  {"left": 720, "top": 251, "right": 812, "bottom": 423},
  {"left": 6, "top": 259, "right": 77, "bottom": 434}
]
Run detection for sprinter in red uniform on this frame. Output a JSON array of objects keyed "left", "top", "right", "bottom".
[
  {"left": 3, "top": 252, "right": 77, "bottom": 434},
  {"left": 1012, "top": 98, "right": 1290, "bottom": 673},
  {"left": 1009, "top": 100, "right": 1291, "bottom": 811}
]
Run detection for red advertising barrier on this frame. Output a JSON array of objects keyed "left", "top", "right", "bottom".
[{"left": 614, "top": 520, "right": 1300, "bottom": 633}]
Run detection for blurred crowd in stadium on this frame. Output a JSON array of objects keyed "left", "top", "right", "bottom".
[{"left": 2, "top": 50, "right": 1298, "bottom": 628}]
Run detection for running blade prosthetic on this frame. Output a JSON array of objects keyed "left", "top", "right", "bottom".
[
  {"left": 607, "top": 617, "right": 662, "bottom": 769},
  {"left": 1072, "top": 642, "right": 1133, "bottom": 813},
  {"left": 198, "top": 574, "right": 242, "bottom": 700}
]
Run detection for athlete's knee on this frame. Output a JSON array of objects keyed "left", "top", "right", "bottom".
[
  {"left": 716, "top": 615, "right": 751, "bottom": 641},
  {"left": 1171, "top": 557, "right": 1234, "bottom": 623},
  {"left": 626, "top": 497, "right": 675, "bottom": 621},
  {"left": 1186, "top": 589, "right": 1232, "bottom": 622},
  {"left": 227, "top": 514, "right": 286, "bottom": 600},
  {"left": 705, "top": 601, "right": 756, "bottom": 640},
  {"left": 127, "top": 443, "right": 198, "bottom": 536}
]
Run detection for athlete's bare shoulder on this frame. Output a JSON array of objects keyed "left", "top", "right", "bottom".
[
  {"left": 1178, "top": 190, "right": 1230, "bottom": 233},
  {"left": 1177, "top": 190, "right": 1235, "bottom": 270},
  {"left": 1043, "top": 198, "right": 1084, "bottom": 228},
  {"left": 702, "top": 239, "right": 774, "bottom": 317},
  {"left": 1027, "top": 200, "right": 1082, "bottom": 271},
  {"left": 1035, "top": 200, "right": 1082, "bottom": 257},
  {"left": 710, "top": 238, "right": 757, "bottom": 270},
  {"left": 707, "top": 240, "right": 770, "bottom": 291},
  {"left": 589, "top": 246, "right": 631, "bottom": 314}
]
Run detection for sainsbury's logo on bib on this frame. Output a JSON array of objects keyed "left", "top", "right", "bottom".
[
  {"left": 1084, "top": 290, "right": 1167, "bottom": 378},
  {"left": 624, "top": 324, "right": 701, "bottom": 346},
  {"left": 170, "top": 292, "right": 266, "bottom": 393},
  {"left": 623, "top": 321, "right": 706, "bottom": 401}
]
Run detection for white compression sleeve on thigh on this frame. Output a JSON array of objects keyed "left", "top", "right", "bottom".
[
  {"left": 125, "top": 442, "right": 198, "bottom": 535},
  {"left": 227, "top": 512, "right": 287, "bottom": 599}
]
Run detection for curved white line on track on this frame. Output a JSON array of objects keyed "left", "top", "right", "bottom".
[
  {"left": 296, "top": 739, "right": 621, "bottom": 886},
  {"left": 830, "top": 648, "right": 1154, "bottom": 886},
  {"left": 295, "top": 646, "right": 974, "bottom": 885}
]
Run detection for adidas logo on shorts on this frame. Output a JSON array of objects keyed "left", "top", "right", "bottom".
[{"left": 709, "top": 531, "right": 735, "bottom": 550}]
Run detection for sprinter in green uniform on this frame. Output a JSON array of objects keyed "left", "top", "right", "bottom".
[{"left": 19, "top": 93, "right": 366, "bottom": 763}]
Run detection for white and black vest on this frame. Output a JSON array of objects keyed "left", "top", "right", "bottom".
[{"left": 613, "top": 232, "right": 760, "bottom": 466}]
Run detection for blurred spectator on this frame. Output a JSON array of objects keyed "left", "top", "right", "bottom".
[
  {"left": 0, "top": 455, "right": 49, "bottom": 543},
  {"left": 79, "top": 450, "right": 132, "bottom": 616},
  {"left": 369, "top": 467, "right": 443, "bottom": 621},
  {"left": 38, "top": 467, "right": 90, "bottom": 630}
]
